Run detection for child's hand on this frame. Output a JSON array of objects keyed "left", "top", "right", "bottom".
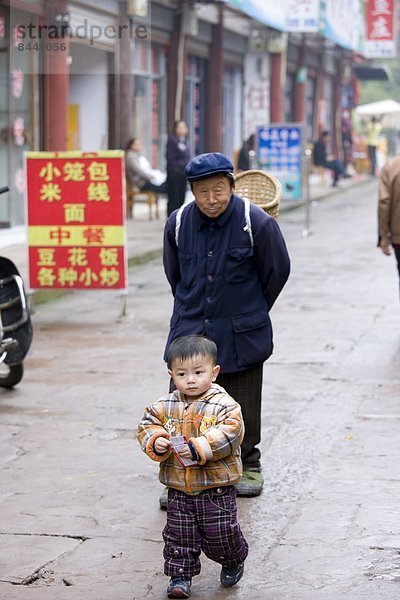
[
  {"left": 154, "top": 437, "right": 171, "bottom": 453},
  {"left": 178, "top": 444, "right": 192, "bottom": 459}
]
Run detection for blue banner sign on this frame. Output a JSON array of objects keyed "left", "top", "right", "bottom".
[{"left": 257, "top": 123, "right": 304, "bottom": 201}]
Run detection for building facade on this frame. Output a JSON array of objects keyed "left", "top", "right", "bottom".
[{"left": 0, "top": 0, "right": 378, "bottom": 226}]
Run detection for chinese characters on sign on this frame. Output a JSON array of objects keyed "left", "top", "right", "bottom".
[
  {"left": 320, "top": 0, "right": 365, "bottom": 54},
  {"left": 286, "top": 0, "right": 319, "bottom": 32},
  {"left": 365, "top": 0, "right": 396, "bottom": 58},
  {"left": 26, "top": 151, "right": 127, "bottom": 290},
  {"left": 257, "top": 124, "right": 304, "bottom": 201}
]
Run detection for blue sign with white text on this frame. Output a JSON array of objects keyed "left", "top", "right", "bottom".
[{"left": 257, "top": 124, "right": 304, "bottom": 201}]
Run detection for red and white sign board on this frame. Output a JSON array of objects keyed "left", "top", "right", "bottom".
[
  {"left": 25, "top": 151, "right": 128, "bottom": 290},
  {"left": 365, "top": 0, "right": 397, "bottom": 58}
]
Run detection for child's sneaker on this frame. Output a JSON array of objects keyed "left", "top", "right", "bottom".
[
  {"left": 220, "top": 562, "right": 244, "bottom": 587},
  {"left": 167, "top": 576, "right": 191, "bottom": 598}
]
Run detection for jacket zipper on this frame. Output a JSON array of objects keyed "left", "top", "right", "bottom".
[{"left": 183, "top": 401, "right": 193, "bottom": 494}]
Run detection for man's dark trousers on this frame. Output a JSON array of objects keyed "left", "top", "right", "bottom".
[{"left": 217, "top": 364, "right": 263, "bottom": 471}]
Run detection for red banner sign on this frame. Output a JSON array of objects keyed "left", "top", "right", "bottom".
[
  {"left": 25, "top": 151, "right": 127, "bottom": 290},
  {"left": 365, "top": 0, "right": 397, "bottom": 58}
]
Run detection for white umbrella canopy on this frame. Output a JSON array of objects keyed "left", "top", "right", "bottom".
[{"left": 355, "top": 99, "right": 400, "bottom": 115}]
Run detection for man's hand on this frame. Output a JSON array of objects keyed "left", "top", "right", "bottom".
[
  {"left": 154, "top": 437, "right": 171, "bottom": 453},
  {"left": 379, "top": 241, "right": 391, "bottom": 256}
]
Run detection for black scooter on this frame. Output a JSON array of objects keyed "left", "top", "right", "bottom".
[{"left": 0, "top": 186, "right": 33, "bottom": 387}]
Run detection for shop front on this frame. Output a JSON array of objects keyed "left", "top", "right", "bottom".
[
  {"left": 0, "top": 4, "right": 40, "bottom": 227},
  {"left": 68, "top": 43, "right": 110, "bottom": 151}
]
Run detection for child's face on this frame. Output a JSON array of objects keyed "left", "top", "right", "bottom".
[{"left": 168, "top": 354, "right": 220, "bottom": 399}]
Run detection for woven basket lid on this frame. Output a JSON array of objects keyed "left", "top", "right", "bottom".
[{"left": 235, "top": 169, "right": 281, "bottom": 218}]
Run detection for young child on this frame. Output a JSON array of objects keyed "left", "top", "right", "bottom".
[{"left": 137, "top": 335, "right": 248, "bottom": 599}]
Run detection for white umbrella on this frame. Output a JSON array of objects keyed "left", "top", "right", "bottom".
[{"left": 355, "top": 99, "right": 400, "bottom": 115}]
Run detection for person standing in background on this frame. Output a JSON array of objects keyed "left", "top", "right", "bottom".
[
  {"left": 166, "top": 121, "right": 190, "bottom": 217},
  {"left": 237, "top": 134, "right": 255, "bottom": 172},
  {"left": 378, "top": 155, "right": 400, "bottom": 297},
  {"left": 365, "top": 116, "right": 383, "bottom": 176}
]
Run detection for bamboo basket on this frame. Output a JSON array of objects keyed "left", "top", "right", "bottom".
[{"left": 234, "top": 169, "right": 281, "bottom": 219}]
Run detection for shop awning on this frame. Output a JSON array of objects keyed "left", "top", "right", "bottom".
[
  {"left": 226, "top": 0, "right": 286, "bottom": 32},
  {"left": 353, "top": 65, "right": 391, "bottom": 81}
]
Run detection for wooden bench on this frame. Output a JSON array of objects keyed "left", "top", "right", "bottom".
[
  {"left": 307, "top": 143, "right": 331, "bottom": 185},
  {"left": 314, "top": 164, "right": 330, "bottom": 185},
  {"left": 126, "top": 179, "right": 159, "bottom": 220}
]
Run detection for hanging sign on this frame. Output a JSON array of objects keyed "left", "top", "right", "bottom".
[
  {"left": 286, "top": 0, "right": 319, "bottom": 32},
  {"left": 365, "top": 0, "right": 397, "bottom": 58}
]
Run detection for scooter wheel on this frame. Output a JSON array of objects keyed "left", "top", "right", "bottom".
[{"left": 0, "top": 363, "right": 24, "bottom": 388}]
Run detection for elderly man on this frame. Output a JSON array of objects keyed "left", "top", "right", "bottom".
[
  {"left": 378, "top": 155, "right": 400, "bottom": 294},
  {"left": 162, "top": 152, "right": 290, "bottom": 499}
]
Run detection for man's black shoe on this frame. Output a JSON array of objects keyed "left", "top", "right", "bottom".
[
  {"left": 220, "top": 563, "right": 244, "bottom": 587},
  {"left": 167, "top": 577, "right": 191, "bottom": 598}
]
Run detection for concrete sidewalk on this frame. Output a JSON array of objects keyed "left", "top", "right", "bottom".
[{"left": 0, "top": 173, "right": 370, "bottom": 297}]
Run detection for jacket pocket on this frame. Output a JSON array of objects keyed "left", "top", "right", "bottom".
[
  {"left": 179, "top": 253, "right": 197, "bottom": 288},
  {"left": 232, "top": 309, "right": 272, "bottom": 368},
  {"left": 224, "top": 246, "right": 254, "bottom": 284}
]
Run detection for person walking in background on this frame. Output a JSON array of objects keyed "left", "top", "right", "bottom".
[
  {"left": 378, "top": 155, "right": 400, "bottom": 296},
  {"left": 312, "top": 130, "right": 349, "bottom": 187},
  {"left": 365, "top": 116, "right": 383, "bottom": 176},
  {"left": 125, "top": 138, "right": 167, "bottom": 194},
  {"left": 166, "top": 120, "right": 190, "bottom": 217},
  {"left": 137, "top": 335, "right": 248, "bottom": 599},
  {"left": 163, "top": 152, "right": 290, "bottom": 499}
]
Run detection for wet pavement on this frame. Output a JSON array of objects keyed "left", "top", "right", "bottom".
[{"left": 0, "top": 178, "right": 399, "bottom": 599}]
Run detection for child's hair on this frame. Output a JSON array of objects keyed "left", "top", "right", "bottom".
[{"left": 167, "top": 335, "right": 217, "bottom": 368}]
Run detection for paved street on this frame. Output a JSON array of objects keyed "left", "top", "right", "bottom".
[{"left": 0, "top": 179, "right": 399, "bottom": 600}]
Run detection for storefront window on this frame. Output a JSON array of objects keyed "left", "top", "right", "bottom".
[
  {"left": 0, "top": 48, "right": 9, "bottom": 226},
  {"left": 185, "top": 55, "right": 205, "bottom": 156},
  {"left": 0, "top": 8, "right": 38, "bottom": 227},
  {"left": 133, "top": 42, "right": 166, "bottom": 169},
  {"left": 0, "top": 7, "right": 10, "bottom": 225}
]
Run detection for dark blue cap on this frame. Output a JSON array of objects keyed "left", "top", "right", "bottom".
[{"left": 184, "top": 152, "right": 234, "bottom": 182}]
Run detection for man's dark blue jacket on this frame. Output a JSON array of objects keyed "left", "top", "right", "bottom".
[{"left": 163, "top": 194, "right": 290, "bottom": 373}]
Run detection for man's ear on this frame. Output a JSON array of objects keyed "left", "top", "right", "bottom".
[
  {"left": 167, "top": 369, "right": 173, "bottom": 378},
  {"left": 212, "top": 364, "right": 221, "bottom": 381}
]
